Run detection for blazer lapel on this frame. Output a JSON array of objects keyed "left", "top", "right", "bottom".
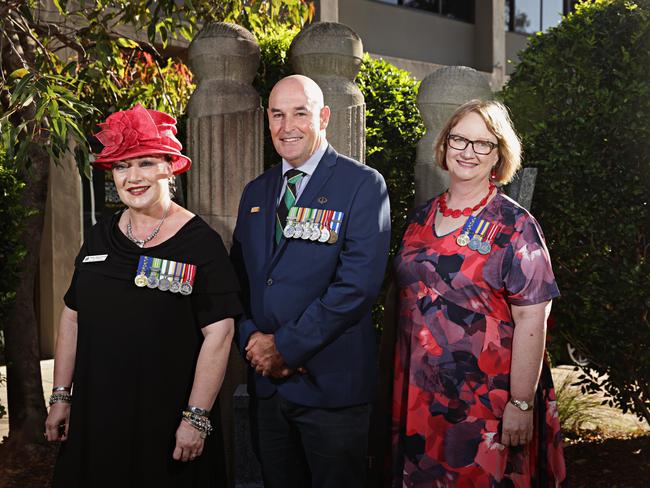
[{"left": 264, "top": 165, "right": 284, "bottom": 262}]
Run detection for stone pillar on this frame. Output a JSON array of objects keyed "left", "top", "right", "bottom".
[
  {"left": 187, "top": 23, "right": 263, "bottom": 247},
  {"left": 415, "top": 66, "right": 492, "bottom": 206},
  {"left": 187, "top": 23, "right": 263, "bottom": 487},
  {"left": 314, "top": 0, "right": 340, "bottom": 22},
  {"left": 290, "top": 22, "right": 366, "bottom": 163},
  {"left": 504, "top": 167, "right": 538, "bottom": 210},
  {"left": 475, "top": 0, "right": 507, "bottom": 90},
  {"left": 39, "top": 155, "right": 82, "bottom": 358}
]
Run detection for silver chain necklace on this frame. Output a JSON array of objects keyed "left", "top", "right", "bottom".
[{"left": 126, "top": 204, "right": 170, "bottom": 248}]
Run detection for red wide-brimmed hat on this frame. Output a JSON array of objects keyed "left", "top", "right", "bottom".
[{"left": 93, "top": 104, "right": 191, "bottom": 175}]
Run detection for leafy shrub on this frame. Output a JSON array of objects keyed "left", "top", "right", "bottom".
[
  {"left": 500, "top": 0, "right": 650, "bottom": 423},
  {"left": 356, "top": 55, "right": 424, "bottom": 327},
  {"left": 357, "top": 54, "right": 424, "bottom": 261},
  {"left": 0, "top": 160, "right": 33, "bottom": 419},
  {"left": 254, "top": 24, "right": 301, "bottom": 169}
]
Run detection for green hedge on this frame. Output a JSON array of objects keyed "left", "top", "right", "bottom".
[
  {"left": 0, "top": 161, "right": 33, "bottom": 419},
  {"left": 501, "top": 0, "right": 650, "bottom": 423}
]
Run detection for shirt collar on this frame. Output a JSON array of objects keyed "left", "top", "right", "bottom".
[{"left": 281, "top": 138, "right": 328, "bottom": 177}]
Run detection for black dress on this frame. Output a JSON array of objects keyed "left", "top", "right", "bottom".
[{"left": 53, "top": 212, "right": 242, "bottom": 488}]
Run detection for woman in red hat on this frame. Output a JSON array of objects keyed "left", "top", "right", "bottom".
[{"left": 45, "top": 104, "right": 242, "bottom": 487}]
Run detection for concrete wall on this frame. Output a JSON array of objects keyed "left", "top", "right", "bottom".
[
  {"left": 339, "top": 0, "right": 476, "bottom": 68},
  {"left": 39, "top": 156, "right": 83, "bottom": 358},
  {"left": 505, "top": 31, "right": 530, "bottom": 75}
]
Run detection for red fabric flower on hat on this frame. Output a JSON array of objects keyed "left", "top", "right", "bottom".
[{"left": 93, "top": 104, "right": 191, "bottom": 175}]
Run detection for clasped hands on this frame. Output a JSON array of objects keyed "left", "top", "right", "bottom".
[{"left": 246, "top": 332, "right": 307, "bottom": 378}]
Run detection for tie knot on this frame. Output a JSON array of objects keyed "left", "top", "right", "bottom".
[{"left": 285, "top": 169, "right": 305, "bottom": 183}]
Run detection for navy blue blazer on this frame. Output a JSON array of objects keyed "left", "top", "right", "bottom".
[{"left": 231, "top": 145, "right": 391, "bottom": 408}]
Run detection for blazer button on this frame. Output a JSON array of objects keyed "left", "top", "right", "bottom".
[{"left": 266, "top": 278, "right": 273, "bottom": 286}]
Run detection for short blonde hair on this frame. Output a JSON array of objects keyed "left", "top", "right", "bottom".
[{"left": 434, "top": 99, "right": 522, "bottom": 185}]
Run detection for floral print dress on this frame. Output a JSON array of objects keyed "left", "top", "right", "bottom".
[{"left": 392, "top": 193, "right": 566, "bottom": 487}]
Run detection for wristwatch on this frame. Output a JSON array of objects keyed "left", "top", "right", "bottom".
[{"left": 509, "top": 398, "right": 533, "bottom": 411}]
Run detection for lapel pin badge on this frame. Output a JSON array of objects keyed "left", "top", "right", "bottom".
[
  {"left": 317, "top": 196, "right": 328, "bottom": 205},
  {"left": 250, "top": 206, "right": 261, "bottom": 213}
]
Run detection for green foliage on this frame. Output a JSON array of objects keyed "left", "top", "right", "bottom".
[
  {"left": 357, "top": 55, "right": 424, "bottom": 329},
  {"left": 254, "top": 24, "right": 301, "bottom": 168},
  {"left": 0, "top": 161, "right": 32, "bottom": 327},
  {"left": 500, "top": 0, "right": 650, "bottom": 423},
  {"left": 0, "top": 1, "right": 312, "bottom": 175},
  {"left": 554, "top": 374, "right": 601, "bottom": 433},
  {"left": 357, "top": 54, "right": 424, "bottom": 260},
  {"left": 0, "top": 158, "right": 34, "bottom": 419}
]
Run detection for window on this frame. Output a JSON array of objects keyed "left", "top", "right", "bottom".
[
  {"left": 505, "top": 0, "right": 572, "bottom": 34},
  {"left": 374, "top": 0, "right": 475, "bottom": 24}
]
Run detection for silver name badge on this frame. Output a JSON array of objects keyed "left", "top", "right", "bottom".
[{"left": 82, "top": 254, "right": 108, "bottom": 263}]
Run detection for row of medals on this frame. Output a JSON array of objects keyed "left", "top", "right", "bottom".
[
  {"left": 283, "top": 219, "right": 338, "bottom": 244},
  {"left": 456, "top": 231, "right": 493, "bottom": 255},
  {"left": 134, "top": 267, "right": 193, "bottom": 295}
]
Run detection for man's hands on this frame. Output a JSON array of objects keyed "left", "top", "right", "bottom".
[
  {"left": 246, "top": 332, "right": 308, "bottom": 378},
  {"left": 246, "top": 332, "right": 291, "bottom": 378}
]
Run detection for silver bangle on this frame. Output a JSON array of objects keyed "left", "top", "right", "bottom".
[
  {"left": 52, "top": 386, "right": 71, "bottom": 393},
  {"left": 187, "top": 405, "right": 210, "bottom": 417}
]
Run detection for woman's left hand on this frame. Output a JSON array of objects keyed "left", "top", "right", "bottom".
[
  {"left": 501, "top": 401, "right": 534, "bottom": 447},
  {"left": 173, "top": 420, "right": 206, "bottom": 462}
]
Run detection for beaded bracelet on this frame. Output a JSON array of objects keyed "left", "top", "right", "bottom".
[
  {"left": 49, "top": 392, "right": 72, "bottom": 406},
  {"left": 182, "top": 410, "right": 212, "bottom": 438}
]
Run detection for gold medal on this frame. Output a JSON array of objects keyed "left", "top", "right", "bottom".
[{"left": 456, "top": 234, "right": 470, "bottom": 247}]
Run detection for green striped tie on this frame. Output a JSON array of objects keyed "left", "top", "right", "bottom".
[{"left": 276, "top": 169, "right": 305, "bottom": 244}]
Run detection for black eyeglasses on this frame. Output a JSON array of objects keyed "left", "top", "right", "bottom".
[{"left": 447, "top": 134, "right": 498, "bottom": 155}]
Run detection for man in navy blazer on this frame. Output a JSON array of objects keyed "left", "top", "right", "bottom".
[{"left": 231, "top": 75, "right": 390, "bottom": 488}]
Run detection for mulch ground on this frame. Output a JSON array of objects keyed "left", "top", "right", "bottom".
[
  {"left": 564, "top": 432, "right": 650, "bottom": 487},
  {"left": 1, "top": 433, "right": 649, "bottom": 487}
]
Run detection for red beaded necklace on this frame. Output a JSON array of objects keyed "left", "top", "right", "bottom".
[{"left": 438, "top": 183, "right": 496, "bottom": 218}]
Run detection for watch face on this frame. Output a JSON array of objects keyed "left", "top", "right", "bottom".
[{"left": 511, "top": 398, "right": 530, "bottom": 411}]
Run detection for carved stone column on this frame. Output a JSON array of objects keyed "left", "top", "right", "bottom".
[
  {"left": 289, "top": 22, "right": 366, "bottom": 163},
  {"left": 415, "top": 66, "right": 492, "bottom": 205},
  {"left": 187, "top": 23, "right": 263, "bottom": 487},
  {"left": 187, "top": 23, "right": 263, "bottom": 246}
]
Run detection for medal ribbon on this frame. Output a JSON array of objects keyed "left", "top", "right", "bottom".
[
  {"left": 323, "top": 209, "right": 333, "bottom": 230},
  {"left": 297, "top": 207, "right": 306, "bottom": 225},
  {"left": 485, "top": 223, "right": 501, "bottom": 243},
  {"left": 466, "top": 216, "right": 481, "bottom": 238},
  {"left": 150, "top": 257, "right": 162, "bottom": 277},
  {"left": 331, "top": 211, "right": 344, "bottom": 234},
  {"left": 186, "top": 264, "right": 196, "bottom": 286},
  {"left": 474, "top": 220, "right": 490, "bottom": 242},
  {"left": 460, "top": 216, "right": 477, "bottom": 236}
]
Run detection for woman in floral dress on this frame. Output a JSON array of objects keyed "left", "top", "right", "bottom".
[{"left": 392, "top": 100, "right": 566, "bottom": 487}]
